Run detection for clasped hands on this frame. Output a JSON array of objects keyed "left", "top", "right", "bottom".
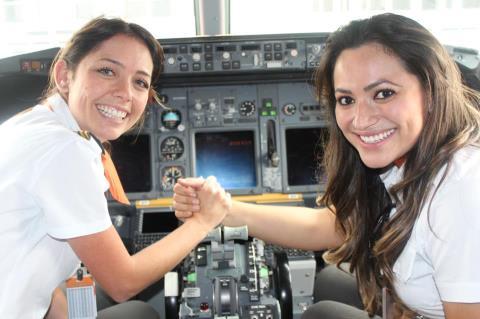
[{"left": 173, "top": 176, "right": 231, "bottom": 231}]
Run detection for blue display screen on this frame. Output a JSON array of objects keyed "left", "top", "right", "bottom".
[{"left": 195, "top": 131, "right": 257, "bottom": 189}]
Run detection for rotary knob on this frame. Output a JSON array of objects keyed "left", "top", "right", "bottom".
[
  {"left": 282, "top": 103, "right": 296, "bottom": 116},
  {"left": 239, "top": 101, "right": 256, "bottom": 117},
  {"left": 192, "top": 52, "right": 201, "bottom": 62},
  {"left": 222, "top": 52, "right": 231, "bottom": 60},
  {"left": 311, "top": 44, "right": 322, "bottom": 55}
]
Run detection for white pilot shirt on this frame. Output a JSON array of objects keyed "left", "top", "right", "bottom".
[
  {"left": 381, "top": 145, "right": 480, "bottom": 319},
  {"left": 0, "top": 94, "right": 112, "bottom": 318}
]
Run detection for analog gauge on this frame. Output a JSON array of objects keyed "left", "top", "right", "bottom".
[
  {"left": 282, "top": 103, "right": 296, "bottom": 116},
  {"left": 311, "top": 43, "right": 322, "bottom": 55},
  {"left": 239, "top": 101, "right": 256, "bottom": 117},
  {"left": 160, "top": 136, "right": 184, "bottom": 161},
  {"left": 161, "top": 166, "right": 184, "bottom": 191},
  {"left": 160, "top": 109, "right": 182, "bottom": 129}
]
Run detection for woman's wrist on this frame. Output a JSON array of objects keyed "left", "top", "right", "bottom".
[
  {"left": 182, "top": 217, "right": 214, "bottom": 239},
  {"left": 222, "top": 200, "right": 246, "bottom": 227}
]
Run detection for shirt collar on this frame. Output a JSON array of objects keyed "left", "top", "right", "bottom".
[
  {"left": 46, "top": 93, "right": 81, "bottom": 132},
  {"left": 380, "top": 164, "right": 404, "bottom": 195}
]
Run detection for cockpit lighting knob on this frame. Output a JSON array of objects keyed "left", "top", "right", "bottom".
[
  {"left": 282, "top": 103, "right": 296, "bottom": 116},
  {"left": 192, "top": 52, "right": 201, "bottom": 62}
]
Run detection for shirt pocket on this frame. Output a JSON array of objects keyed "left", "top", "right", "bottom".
[{"left": 393, "top": 245, "right": 417, "bottom": 283}]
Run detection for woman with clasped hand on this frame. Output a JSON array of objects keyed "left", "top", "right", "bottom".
[
  {"left": 173, "top": 13, "right": 480, "bottom": 319},
  {"left": 0, "top": 17, "right": 231, "bottom": 319}
]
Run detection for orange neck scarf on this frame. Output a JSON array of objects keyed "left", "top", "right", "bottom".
[
  {"left": 100, "top": 150, "right": 131, "bottom": 205},
  {"left": 89, "top": 134, "right": 130, "bottom": 205},
  {"left": 393, "top": 156, "right": 406, "bottom": 168}
]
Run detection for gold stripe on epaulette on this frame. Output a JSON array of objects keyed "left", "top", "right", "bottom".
[{"left": 76, "top": 130, "right": 91, "bottom": 140}]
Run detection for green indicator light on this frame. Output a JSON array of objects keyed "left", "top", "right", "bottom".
[
  {"left": 260, "top": 267, "right": 269, "bottom": 278},
  {"left": 261, "top": 111, "right": 268, "bottom": 116},
  {"left": 187, "top": 273, "right": 196, "bottom": 282},
  {"left": 270, "top": 110, "right": 277, "bottom": 116},
  {"left": 263, "top": 99, "right": 273, "bottom": 108}
]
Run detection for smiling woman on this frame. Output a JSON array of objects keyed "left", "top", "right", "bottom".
[
  {"left": 172, "top": 12, "right": 480, "bottom": 319},
  {"left": 0, "top": 16, "right": 231, "bottom": 319},
  {"left": 312, "top": 13, "right": 480, "bottom": 318},
  {"left": 54, "top": 34, "right": 153, "bottom": 142},
  {"left": 333, "top": 43, "right": 426, "bottom": 169}
]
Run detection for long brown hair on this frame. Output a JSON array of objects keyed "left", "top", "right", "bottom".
[
  {"left": 41, "top": 16, "right": 164, "bottom": 130},
  {"left": 315, "top": 13, "right": 480, "bottom": 315}
]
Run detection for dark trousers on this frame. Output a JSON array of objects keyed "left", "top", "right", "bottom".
[
  {"left": 97, "top": 300, "right": 160, "bottom": 319},
  {"left": 95, "top": 283, "right": 160, "bottom": 319},
  {"left": 301, "top": 263, "right": 382, "bottom": 319}
]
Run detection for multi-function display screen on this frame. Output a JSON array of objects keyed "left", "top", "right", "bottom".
[
  {"left": 285, "top": 127, "right": 327, "bottom": 186},
  {"left": 141, "top": 211, "right": 179, "bottom": 234},
  {"left": 110, "top": 134, "right": 152, "bottom": 193},
  {"left": 195, "top": 130, "right": 257, "bottom": 189}
]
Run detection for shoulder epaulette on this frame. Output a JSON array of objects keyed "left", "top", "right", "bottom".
[
  {"left": 76, "top": 130, "right": 105, "bottom": 154},
  {"left": 76, "top": 130, "right": 91, "bottom": 140}
]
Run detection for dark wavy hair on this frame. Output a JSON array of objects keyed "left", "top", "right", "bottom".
[
  {"left": 315, "top": 13, "right": 480, "bottom": 316},
  {"left": 42, "top": 16, "right": 164, "bottom": 126}
]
